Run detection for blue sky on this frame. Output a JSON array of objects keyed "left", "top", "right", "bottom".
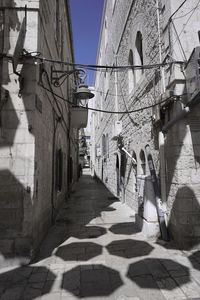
[{"left": 69, "top": 0, "right": 104, "bottom": 86}]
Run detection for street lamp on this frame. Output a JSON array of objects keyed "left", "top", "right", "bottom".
[{"left": 51, "top": 66, "right": 94, "bottom": 101}]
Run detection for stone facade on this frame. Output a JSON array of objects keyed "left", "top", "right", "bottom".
[
  {"left": 92, "top": 0, "right": 200, "bottom": 249},
  {"left": 0, "top": 0, "right": 78, "bottom": 266}
]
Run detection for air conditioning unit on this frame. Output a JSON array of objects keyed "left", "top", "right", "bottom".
[
  {"left": 111, "top": 121, "right": 122, "bottom": 140},
  {"left": 185, "top": 47, "right": 200, "bottom": 103}
]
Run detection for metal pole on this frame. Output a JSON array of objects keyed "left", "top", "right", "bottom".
[
  {"left": 145, "top": 144, "right": 169, "bottom": 241},
  {"left": 122, "top": 147, "right": 137, "bottom": 165},
  {"left": 156, "top": 0, "right": 166, "bottom": 94}
]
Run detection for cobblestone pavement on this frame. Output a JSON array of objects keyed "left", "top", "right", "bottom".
[{"left": 1, "top": 170, "right": 200, "bottom": 299}]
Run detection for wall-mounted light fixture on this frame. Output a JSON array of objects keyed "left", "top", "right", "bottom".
[{"left": 50, "top": 66, "right": 94, "bottom": 101}]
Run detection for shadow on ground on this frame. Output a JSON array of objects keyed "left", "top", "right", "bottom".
[
  {"left": 188, "top": 251, "right": 200, "bottom": 271},
  {"left": 127, "top": 258, "right": 190, "bottom": 289},
  {"left": 55, "top": 242, "right": 103, "bottom": 261},
  {"left": 62, "top": 264, "right": 123, "bottom": 298},
  {"left": 106, "top": 239, "right": 154, "bottom": 259},
  {"left": 109, "top": 222, "right": 140, "bottom": 235},
  {"left": 0, "top": 265, "right": 55, "bottom": 299},
  {"left": 33, "top": 174, "right": 120, "bottom": 262}
]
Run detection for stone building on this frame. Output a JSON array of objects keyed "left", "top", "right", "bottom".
[
  {"left": 0, "top": 0, "right": 79, "bottom": 266},
  {"left": 92, "top": 0, "right": 200, "bottom": 249}
]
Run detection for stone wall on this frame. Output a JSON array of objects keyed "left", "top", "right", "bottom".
[
  {"left": 0, "top": 0, "right": 77, "bottom": 266},
  {"left": 93, "top": 0, "right": 200, "bottom": 248}
]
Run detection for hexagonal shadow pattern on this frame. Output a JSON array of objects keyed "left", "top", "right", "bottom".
[
  {"left": 188, "top": 251, "right": 200, "bottom": 271},
  {"left": 127, "top": 258, "right": 190, "bottom": 290},
  {"left": 55, "top": 242, "right": 103, "bottom": 261},
  {"left": 0, "top": 265, "right": 56, "bottom": 299},
  {"left": 74, "top": 226, "right": 107, "bottom": 239},
  {"left": 62, "top": 264, "right": 123, "bottom": 297},
  {"left": 106, "top": 239, "right": 154, "bottom": 259},
  {"left": 109, "top": 222, "right": 140, "bottom": 235}
]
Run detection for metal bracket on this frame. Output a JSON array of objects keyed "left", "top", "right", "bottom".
[{"left": 50, "top": 66, "right": 87, "bottom": 87}]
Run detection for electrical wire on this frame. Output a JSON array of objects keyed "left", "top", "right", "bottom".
[
  {"left": 40, "top": 69, "right": 69, "bottom": 134},
  {"left": 169, "top": 0, "right": 200, "bottom": 61},
  {"left": 40, "top": 82, "right": 184, "bottom": 115},
  {"left": 173, "top": 0, "right": 200, "bottom": 42},
  {"left": 171, "top": 20, "right": 187, "bottom": 61},
  {"left": 52, "top": 60, "right": 165, "bottom": 99},
  {"left": 172, "top": 1, "right": 200, "bottom": 20},
  {"left": 94, "top": 88, "right": 128, "bottom": 97},
  {"left": 40, "top": 71, "right": 78, "bottom": 149},
  {"left": 24, "top": 53, "right": 185, "bottom": 72},
  {"left": 169, "top": 0, "right": 189, "bottom": 21}
]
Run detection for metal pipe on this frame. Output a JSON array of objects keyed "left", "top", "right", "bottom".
[
  {"left": 115, "top": 55, "right": 119, "bottom": 121},
  {"left": 145, "top": 144, "right": 169, "bottom": 241},
  {"left": 159, "top": 132, "right": 167, "bottom": 203},
  {"left": 162, "top": 106, "right": 190, "bottom": 133},
  {"left": 122, "top": 147, "right": 137, "bottom": 164},
  {"left": 156, "top": 0, "right": 166, "bottom": 94}
]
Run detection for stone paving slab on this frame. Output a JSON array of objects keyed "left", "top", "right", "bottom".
[{"left": 1, "top": 172, "right": 200, "bottom": 299}]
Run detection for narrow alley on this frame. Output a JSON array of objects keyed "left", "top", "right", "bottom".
[{"left": 0, "top": 171, "right": 200, "bottom": 300}]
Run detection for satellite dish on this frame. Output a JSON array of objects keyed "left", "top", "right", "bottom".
[{"left": 12, "top": 6, "right": 27, "bottom": 74}]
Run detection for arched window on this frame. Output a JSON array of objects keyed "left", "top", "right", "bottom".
[
  {"left": 132, "top": 152, "right": 137, "bottom": 194},
  {"left": 116, "top": 155, "right": 120, "bottom": 196},
  {"left": 128, "top": 49, "right": 135, "bottom": 94},
  {"left": 135, "top": 31, "right": 144, "bottom": 84},
  {"left": 139, "top": 150, "right": 146, "bottom": 175},
  {"left": 105, "top": 18, "right": 108, "bottom": 50},
  {"left": 112, "top": 0, "right": 116, "bottom": 11}
]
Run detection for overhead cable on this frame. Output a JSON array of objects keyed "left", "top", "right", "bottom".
[
  {"left": 25, "top": 53, "right": 185, "bottom": 71},
  {"left": 173, "top": 0, "right": 200, "bottom": 42},
  {"left": 169, "top": 0, "right": 189, "bottom": 21},
  {"left": 1, "top": 52, "right": 185, "bottom": 72},
  {"left": 40, "top": 83, "right": 184, "bottom": 115},
  {"left": 173, "top": 1, "right": 200, "bottom": 20}
]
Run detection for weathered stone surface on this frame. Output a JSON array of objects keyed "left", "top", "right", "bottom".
[
  {"left": 0, "top": 0, "right": 78, "bottom": 265},
  {"left": 92, "top": 0, "right": 200, "bottom": 250}
]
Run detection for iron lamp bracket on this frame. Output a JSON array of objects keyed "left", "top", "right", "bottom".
[{"left": 50, "top": 66, "right": 87, "bottom": 87}]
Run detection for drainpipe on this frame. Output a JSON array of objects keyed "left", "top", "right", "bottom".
[
  {"left": 156, "top": 0, "right": 168, "bottom": 218},
  {"left": 159, "top": 132, "right": 167, "bottom": 204},
  {"left": 115, "top": 55, "right": 119, "bottom": 121},
  {"left": 156, "top": 0, "right": 166, "bottom": 94},
  {"left": 145, "top": 144, "right": 169, "bottom": 241}
]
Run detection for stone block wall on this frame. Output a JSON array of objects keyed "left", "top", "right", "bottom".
[
  {"left": 0, "top": 0, "right": 77, "bottom": 266},
  {"left": 94, "top": 0, "right": 161, "bottom": 209},
  {"left": 93, "top": 0, "right": 200, "bottom": 248}
]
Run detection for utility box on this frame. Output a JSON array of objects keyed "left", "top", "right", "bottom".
[
  {"left": 185, "top": 47, "right": 200, "bottom": 102},
  {"left": 136, "top": 175, "right": 160, "bottom": 238}
]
